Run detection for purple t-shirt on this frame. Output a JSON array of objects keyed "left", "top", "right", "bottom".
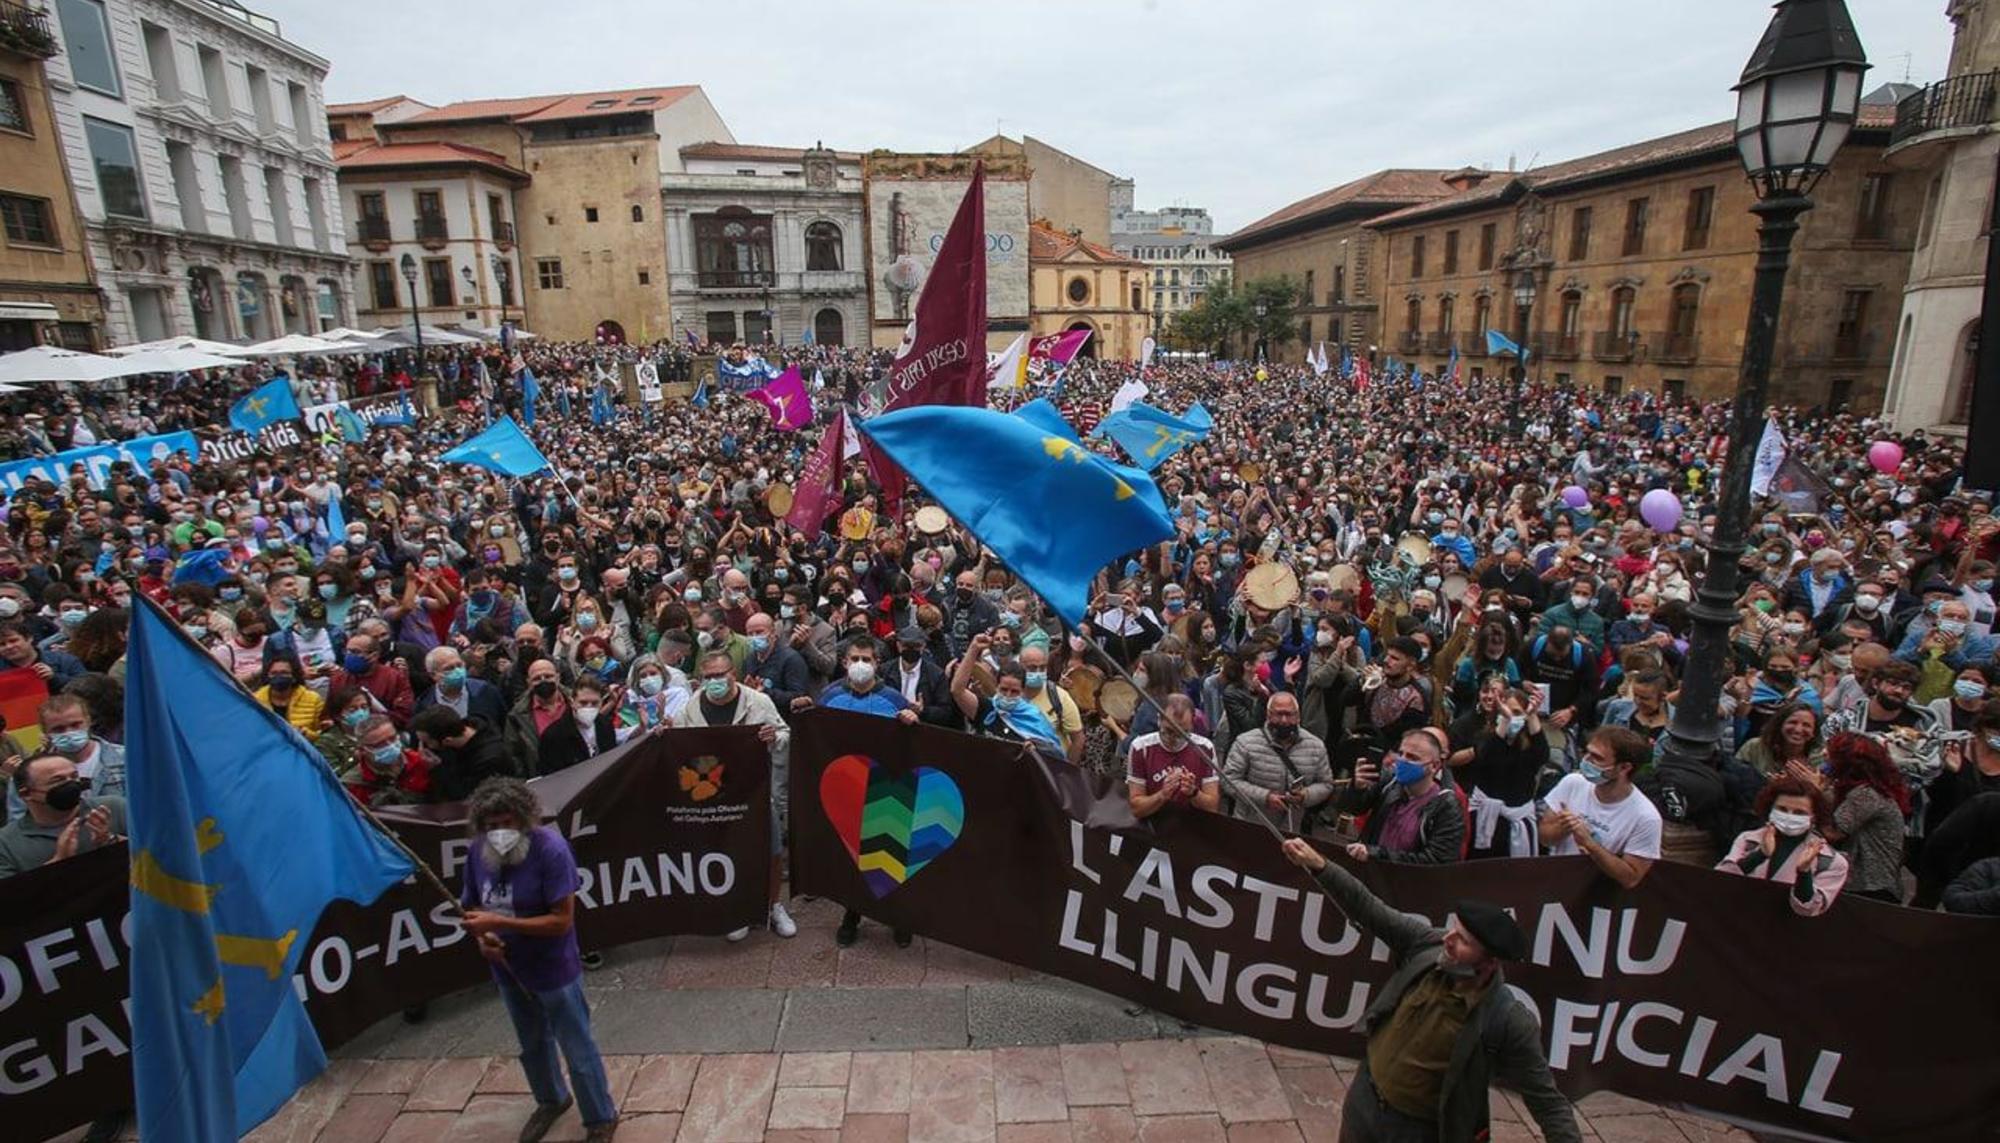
[{"left": 460, "top": 825, "right": 582, "bottom": 992}]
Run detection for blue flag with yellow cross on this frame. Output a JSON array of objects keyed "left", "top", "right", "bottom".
[{"left": 125, "top": 599, "right": 413, "bottom": 1139}]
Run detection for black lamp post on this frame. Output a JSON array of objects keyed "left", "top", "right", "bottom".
[
  {"left": 1658, "top": 0, "right": 1867, "bottom": 772},
  {"left": 1511, "top": 270, "right": 1537, "bottom": 384},
  {"left": 491, "top": 253, "right": 512, "bottom": 338},
  {"left": 398, "top": 253, "right": 424, "bottom": 374},
  {"left": 1253, "top": 300, "right": 1268, "bottom": 361}
]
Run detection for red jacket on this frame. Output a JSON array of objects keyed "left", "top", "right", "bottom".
[{"left": 331, "top": 662, "right": 415, "bottom": 728}]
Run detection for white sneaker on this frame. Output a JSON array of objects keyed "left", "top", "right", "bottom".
[
  {"left": 726, "top": 926, "right": 751, "bottom": 942},
  {"left": 769, "top": 903, "right": 798, "bottom": 938}
]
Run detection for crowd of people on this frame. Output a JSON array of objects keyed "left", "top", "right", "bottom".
[{"left": 5, "top": 331, "right": 1997, "bottom": 1140}]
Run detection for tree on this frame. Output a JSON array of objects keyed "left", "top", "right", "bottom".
[{"left": 1166, "top": 273, "right": 1299, "bottom": 358}]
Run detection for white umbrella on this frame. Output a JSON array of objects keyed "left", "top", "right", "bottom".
[
  {"left": 0, "top": 345, "right": 124, "bottom": 383},
  {"left": 387, "top": 323, "right": 482, "bottom": 346},
  {"left": 227, "top": 334, "right": 374, "bottom": 357},
  {"left": 106, "top": 336, "right": 245, "bottom": 356},
  {"left": 320, "top": 326, "right": 387, "bottom": 342},
  {"left": 98, "top": 348, "right": 247, "bottom": 376}
]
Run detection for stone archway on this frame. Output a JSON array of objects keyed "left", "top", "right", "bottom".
[
  {"left": 1065, "top": 320, "right": 1099, "bottom": 358},
  {"left": 595, "top": 319, "right": 627, "bottom": 346}
]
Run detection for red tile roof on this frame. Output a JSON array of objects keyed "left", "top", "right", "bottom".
[
  {"left": 334, "top": 141, "right": 529, "bottom": 180},
  {"left": 1221, "top": 169, "right": 1468, "bottom": 248},
  {"left": 513, "top": 86, "right": 698, "bottom": 123},
  {"left": 394, "top": 95, "right": 566, "bottom": 125},
  {"left": 1028, "top": 220, "right": 1144, "bottom": 266},
  {"left": 681, "top": 142, "right": 861, "bottom": 163},
  {"left": 326, "top": 95, "right": 412, "bottom": 115}
]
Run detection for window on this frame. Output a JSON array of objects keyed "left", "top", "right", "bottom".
[
  {"left": 488, "top": 193, "right": 505, "bottom": 237},
  {"left": 1410, "top": 235, "right": 1426, "bottom": 277},
  {"left": 1332, "top": 264, "right": 1346, "bottom": 303},
  {"left": 0, "top": 78, "right": 26, "bottom": 133},
  {"left": 637, "top": 269, "right": 650, "bottom": 285},
  {"left": 1856, "top": 173, "right": 1892, "bottom": 240},
  {"left": 244, "top": 64, "right": 273, "bottom": 134},
  {"left": 141, "top": 23, "right": 178, "bottom": 102},
  {"left": 197, "top": 46, "right": 228, "bottom": 116},
  {"left": 1622, "top": 197, "right": 1649, "bottom": 256},
  {"left": 814, "top": 307, "right": 844, "bottom": 346},
  {"left": 693, "top": 209, "right": 774, "bottom": 286},
  {"left": 705, "top": 311, "right": 737, "bottom": 343},
  {"left": 415, "top": 189, "right": 445, "bottom": 240},
  {"left": 1681, "top": 186, "right": 1715, "bottom": 251},
  {"left": 424, "top": 258, "right": 452, "bottom": 307},
  {"left": 56, "top": 0, "right": 121, "bottom": 97},
  {"left": 166, "top": 141, "right": 202, "bottom": 233},
  {"left": 536, "top": 258, "right": 564, "bottom": 290},
  {"left": 1666, "top": 283, "right": 1700, "bottom": 357},
  {"left": 1438, "top": 296, "right": 1455, "bottom": 334},
  {"left": 1472, "top": 294, "right": 1491, "bottom": 337},
  {"left": 1662, "top": 377, "right": 1687, "bottom": 401},
  {"left": 1443, "top": 230, "right": 1460, "bottom": 275},
  {"left": 1405, "top": 297, "right": 1422, "bottom": 333},
  {"left": 626, "top": 203, "right": 642, "bottom": 223},
  {"left": 368, "top": 261, "right": 397, "bottom": 310},
  {"left": 1303, "top": 269, "right": 1315, "bottom": 306},
  {"left": 805, "top": 220, "right": 842, "bottom": 271},
  {"left": 1329, "top": 317, "right": 1343, "bottom": 344},
  {"left": 1169, "top": 291, "right": 1180, "bottom": 305},
  {"left": 288, "top": 82, "right": 311, "bottom": 145},
  {"left": 1835, "top": 289, "right": 1872, "bottom": 357},
  {"left": 496, "top": 263, "right": 514, "bottom": 306},
  {"left": 217, "top": 154, "right": 249, "bottom": 238},
  {"left": 0, "top": 194, "right": 58, "bottom": 245},
  {"left": 302, "top": 175, "right": 328, "bottom": 249},
  {"left": 1568, "top": 207, "right": 1593, "bottom": 261},
  {"left": 1608, "top": 286, "right": 1635, "bottom": 337},
  {"left": 584, "top": 206, "right": 599, "bottom": 223},
  {"left": 1067, "top": 276, "right": 1092, "bottom": 304},
  {"left": 1919, "top": 174, "right": 1944, "bottom": 248},
  {"left": 1299, "top": 319, "right": 1312, "bottom": 345},
  {"left": 1828, "top": 377, "right": 1854, "bottom": 410},
  {"left": 263, "top": 167, "right": 293, "bottom": 246},
  {"left": 1478, "top": 223, "right": 1496, "bottom": 270},
  {"left": 1558, "top": 291, "right": 1581, "bottom": 354},
  {"left": 83, "top": 118, "right": 146, "bottom": 220},
  {"left": 744, "top": 310, "right": 771, "bottom": 343},
  {"left": 1603, "top": 375, "right": 1624, "bottom": 396}
]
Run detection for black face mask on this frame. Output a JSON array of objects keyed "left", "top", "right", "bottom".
[
  {"left": 43, "top": 777, "right": 86, "bottom": 813},
  {"left": 1268, "top": 723, "right": 1300, "bottom": 743},
  {"left": 531, "top": 680, "right": 560, "bottom": 700},
  {"left": 900, "top": 648, "right": 923, "bottom": 664}
]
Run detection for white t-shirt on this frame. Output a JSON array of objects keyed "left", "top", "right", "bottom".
[{"left": 1541, "top": 772, "right": 1663, "bottom": 859}]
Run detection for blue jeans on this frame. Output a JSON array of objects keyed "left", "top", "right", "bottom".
[{"left": 495, "top": 975, "right": 618, "bottom": 1126}]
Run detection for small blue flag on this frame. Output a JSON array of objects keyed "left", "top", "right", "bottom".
[
  {"left": 171, "top": 547, "right": 233, "bottom": 587},
  {"left": 1486, "top": 329, "right": 1527, "bottom": 361},
  {"left": 591, "top": 383, "right": 613, "bottom": 426},
  {"left": 126, "top": 600, "right": 413, "bottom": 1139},
  {"left": 1090, "top": 401, "right": 1212, "bottom": 472},
  {"left": 555, "top": 381, "right": 572, "bottom": 419},
  {"left": 685, "top": 329, "right": 701, "bottom": 350},
  {"left": 1446, "top": 344, "right": 1460, "bottom": 385},
  {"left": 332, "top": 404, "right": 369, "bottom": 443},
  {"left": 441, "top": 417, "right": 551, "bottom": 478},
  {"left": 229, "top": 377, "right": 302, "bottom": 434},
  {"left": 325, "top": 492, "right": 346, "bottom": 541},
  {"left": 692, "top": 375, "right": 710, "bottom": 409},
  {"left": 520, "top": 367, "right": 540, "bottom": 428},
  {"left": 857, "top": 405, "right": 1176, "bottom": 625}
]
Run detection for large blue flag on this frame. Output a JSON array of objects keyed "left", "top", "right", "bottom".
[
  {"left": 1090, "top": 401, "right": 1212, "bottom": 472},
  {"left": 126, "top": 600, "right": 413, "bottom": 1140},
  {"left": 858, "top": 405, "right": 1175, "bottom": 625},
  {"left": 441, "top": 416, "right": 551, "bottom": 477},
  {"left": 1014, "top": 397, "right": 1081, "bottom": 444},
  {"left": 520, "top": 366, "right": 540, "bottom": 427},
  {"left": 229, "top": 377, "right": 301, "bottom": 434}
]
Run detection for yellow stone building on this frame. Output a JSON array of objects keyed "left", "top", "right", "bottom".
[
  {"left": 1028, "top": 220, "right": 1148, "bottom": 360},
  {"left": 0, "top": 6, "right": 104, "bottom": 348}
]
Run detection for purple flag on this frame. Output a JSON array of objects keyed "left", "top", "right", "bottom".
[
  {"left": 749, "top": 366, "right": 813, "bottom": 431},
  {"left": 785, "top": 410, "right": 848, "bottom": 536}
]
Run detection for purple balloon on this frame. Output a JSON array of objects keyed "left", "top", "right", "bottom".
[
  {"left": 1867, "top": 440, "right": 1903, "bottom": 475},
  {"left": 1561, "top": 485, "right": 1589, "bottom": 509},
  {"left": 1639, "top": 488, "right": 1682, "bottom": 532}
]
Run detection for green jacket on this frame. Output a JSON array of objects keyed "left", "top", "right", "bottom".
[{"left": 1312, "top": 860, "right": 1581, "bottom": 1143}]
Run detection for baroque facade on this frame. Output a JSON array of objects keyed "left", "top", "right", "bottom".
[
  {"left": 1880, "top": 0, "right": 2000, "bottom": 431},
  {"left": 43, "top": 0, "right": 353, "bottom": 345},
  {"left": 1028, "top": 219, "right": 1149, "bottom": 361},
  {"left": 0, "top": 3, "right": 103, "bottom": 349},
  {"left": 661, "top": 142, "right": 865, "bottom": 346}
]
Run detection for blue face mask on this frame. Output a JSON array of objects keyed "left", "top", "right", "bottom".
[
  {"left": 749, "top": 635, "right": 770, "bottom": 653},
  {"left": 1956, "top": 679, "right": 1989, "bottom": 702},
  {"left": 1220, "top": 553, "right": 1241, "bottom": 569},
  {"left": 1580, "top": 759, "right": 1610, "bottom": 785},
  {"left": 1390, "top": 756, "right": 1429, "bottom": 785},
  {"left": 219, "top": 587, "right": 242, "bottom": 601},
  {"left": 318, "top": 583, "right": 338, "bottom": 600},
  {"left": 371, "top": 744, "right": 403, "bottom": 769},
  {"left": 343, "top": 708, "right": 370, "bottom": 728},
  {"left": 702, "top": 678, "right": 732, "bottom": 702},
  {"left": 1024, "top": 670, "right": 1047, "bottom": 690},
  {"left": 994, "top": 694, "right": 1022, "bottom": 713},
  {"left": 343, "top": 653, "right": 372, "bottom": 675},
  {"left": 50, "top": 729, "right": 90, "bottom": 753},
  {"left": 999, "top": 612, "right": 1021, "bottom": 628},
  {"left": 441, "top": 666, "right": 468, "bottom": 688}
]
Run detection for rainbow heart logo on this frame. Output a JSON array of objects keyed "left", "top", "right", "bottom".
[{"left": 819, "top": 754, "right": 965, "bottom": 898}]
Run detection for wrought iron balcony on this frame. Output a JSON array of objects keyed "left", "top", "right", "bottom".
[
  {"left": 493, "top": 220, "right": 514, "bottom": 248},
  {"left": 1651, "top": 331, "right": 1699, "bottom": 364},
  {"left": 1458, "top": 331, "right": 1489, "bottom": 358},
  {"left": 415, "top": 214, "right": 449, "bottom": 246},
  {"left": 1396, "top": 330, "right": 1422, "bottom": 354},
  {"left": 1423, "top": 330, "right": 1454, "bottom": 353},
  {"left": 1592, "top": 330, "right": 1641, "bottom": 361},
  {"left": 357, "top": 216, "right": 391, "bottom": 247},
  {"left": 1547, "top": 333, "right": 1582, "bottom": 361},
  {"left": 0, "top": 2, "right": 57, "bottom": 59},
  {"left": 698, "top": 269, "right": 776, "bottom": 289},
  {"left": 1892, "top": 71, "right": 1999, "bottom": 147}
]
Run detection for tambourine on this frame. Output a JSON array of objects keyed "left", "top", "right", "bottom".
[
  {"left": 966, "top": 661, "right": 998, "bottom": 699},
  {"left": 1243, "top": 561, "right": 1300, "bottom": 611},
  {"left": 914, "top": 505, "right": 949, "bottom": 535},
  {"left": 839, "top": 507, "right": 875, "bottom": 541},
  {"left": 1099, "top": 679, "right": 1140, "bottom": 721},
  {"left": 1064, "top": 665, "right": 1104, "bottom": 714},
  {"left": 1326, "top": 563, "right": 1362, "bottom": 595},
  {"left": 764, "top": 483, "right": 794, "bottom": 516}
]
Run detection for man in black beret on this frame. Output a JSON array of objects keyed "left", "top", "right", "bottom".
[{"left": 1281, "top": 837, "right": 1579, "bottom": 1143}]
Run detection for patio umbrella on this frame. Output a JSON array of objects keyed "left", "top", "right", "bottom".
[
  {"left": 98, "top": 348, "right": 248, "bottom": 376},
  {"left": 228, "top": 334, "right": 374, "bottom": 357},
  {"left": 106, "top": 336, "right": 245, "bottom": 356},
  {"left": 0, "top": 345, "right": 124, "bottom": 383}
]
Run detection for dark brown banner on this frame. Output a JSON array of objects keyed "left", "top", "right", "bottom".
[
  {"left": 1, "top": 726, "right": 769, "bottom": 1142},
  {"left": 789, "top": 709, "right": 2000, "bottom": 1143}
]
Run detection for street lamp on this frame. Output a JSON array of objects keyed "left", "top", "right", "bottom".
[
  {"left": 1253, "top": 300, "right": 1268, "bottom": 362},
  {"left": 1511, "top": 270, "right": 1537, "bottom": 383},
  {"left": 1658, "top": 0, "right": 1867, "bottom": 775},
  {"left": 490, "top": 253, "right": 512, "bottom": 340},
  {"left": 398, "top": 253, "right": 425, "bottom": 374}
]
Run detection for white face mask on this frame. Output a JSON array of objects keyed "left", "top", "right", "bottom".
[
  {"left": 1768, "top": 809, "right": 1813, "bottom": 838},
  {"left": 485, "top": 828, "right": 523, "bottom": 854},
  {"left": 847, "top": 660, "right": 876, "bottom": 687}
]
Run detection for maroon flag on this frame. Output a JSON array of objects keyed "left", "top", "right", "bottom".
[
  {"left": 786, "top": 409, "right": 849, "bottom": 537},
  {"left": 861, "top": 164, "right": 990, "bottom": 514}
]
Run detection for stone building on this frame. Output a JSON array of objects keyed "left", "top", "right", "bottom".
[
  {"left": 861, "top": 150, "right": 1030, "bottom": 351},
  {"left": 966, "top": 134, "right": 1128, "bottom": 247},
  {"left": 40, "top": 0, "right": 353, "bottom": 346},
  {"left": 1028, "top": 219, "right": 1149, "bottom": 361},
  {"left": 1110, "top": 205, "right": 1231, "bottom": 334},
  {"left": 1367, "top": 106, "right": 1917, "bottom": 409},
  {"left": 1881, "top": 0, "right": 2000, "bottom": 431},
  {"left": 661, "top": 141, "right": 865, "bottom": 346},
  {"left": 352, "top": 86, "right": 733, "bottom": 343},
  {"left": 332, "top": 133, "right": 528, "bottom": 334},
  {"left": 0, "top": 3, "right": 103, "bottom": 349},
  {"left": 1215, "top": 170, "right": 1469, "bottom": 364}
]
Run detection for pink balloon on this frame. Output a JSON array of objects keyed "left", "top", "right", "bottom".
[
  {"left": 1639, "top": 488, "right": 1682, "bottom": 532},
  {"left": 1561, "top": 485, "right": 1590, "bottom": 509},
  {"left": 1867, "top": 440, "right": 1903, "bottom": 474}
]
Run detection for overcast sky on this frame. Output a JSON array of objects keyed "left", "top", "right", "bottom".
[{"left": 277, "top": 0, "right": 1951, "bottom": 233}]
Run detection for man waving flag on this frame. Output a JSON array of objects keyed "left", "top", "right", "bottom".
[{"left": 124, "top": 599, "right": 414, "bottom": 1139}]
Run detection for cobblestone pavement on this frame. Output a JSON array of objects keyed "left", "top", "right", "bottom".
[{"left": 56, "top": 898, "right": 1758, "bottom": 1143}]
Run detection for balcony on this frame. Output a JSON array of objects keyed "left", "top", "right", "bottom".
[
  {"left": 1547, "top": 333, "right": 1583, "bottom": 361},
  {"left": 0, "top": 2, "right": 57, "bottom": 59},
  {"left": 493, "top": 220, "right": 514, "bottom": 249},
  {"left": 1650, "top": 331, "right": 1699, "bottom": 364},
  {"left": 699, "top": 269, "right": 776, "bottom": 290},
  {"left": 1423, "top": 330, "right": 1454, "bottom": 354},
  {"left": 1890, "top": 71, "right": 1999, "bottom": 151},
  {"left": 415, "top": 214, "right": 449, "bottom": 248},
  {"left": 357, "top": 216, "right": 391, "bottom": 250},
  {"left": 1592, "top": 330, "right": 1640, "bottom": 361},
  {"left": 1395, "top": 330, "right": 1422, "bottom": 355},
  {"left": 1458, "top": 331, "right": 1488, "bottom": 358}
]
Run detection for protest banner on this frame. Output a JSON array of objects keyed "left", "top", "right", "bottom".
[{"left": 0, "top": 432, "right": 201, "bottom": 494}]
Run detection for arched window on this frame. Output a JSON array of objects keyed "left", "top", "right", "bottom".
[
  {"left": 813, "top": 307, "right": 844, "bottom": 346},
  {"left": 1438, "top": 296, "right": 1455, "bottom": 334},
  {"left": 1608, "top": 286, "right": 1636, "bottom": 337},
  {"left": 1949, "top": 321, "right": 1979, "bottom": 424},
  {"left": 806, "top": 221, "right": 842, "bottom": 271}
]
